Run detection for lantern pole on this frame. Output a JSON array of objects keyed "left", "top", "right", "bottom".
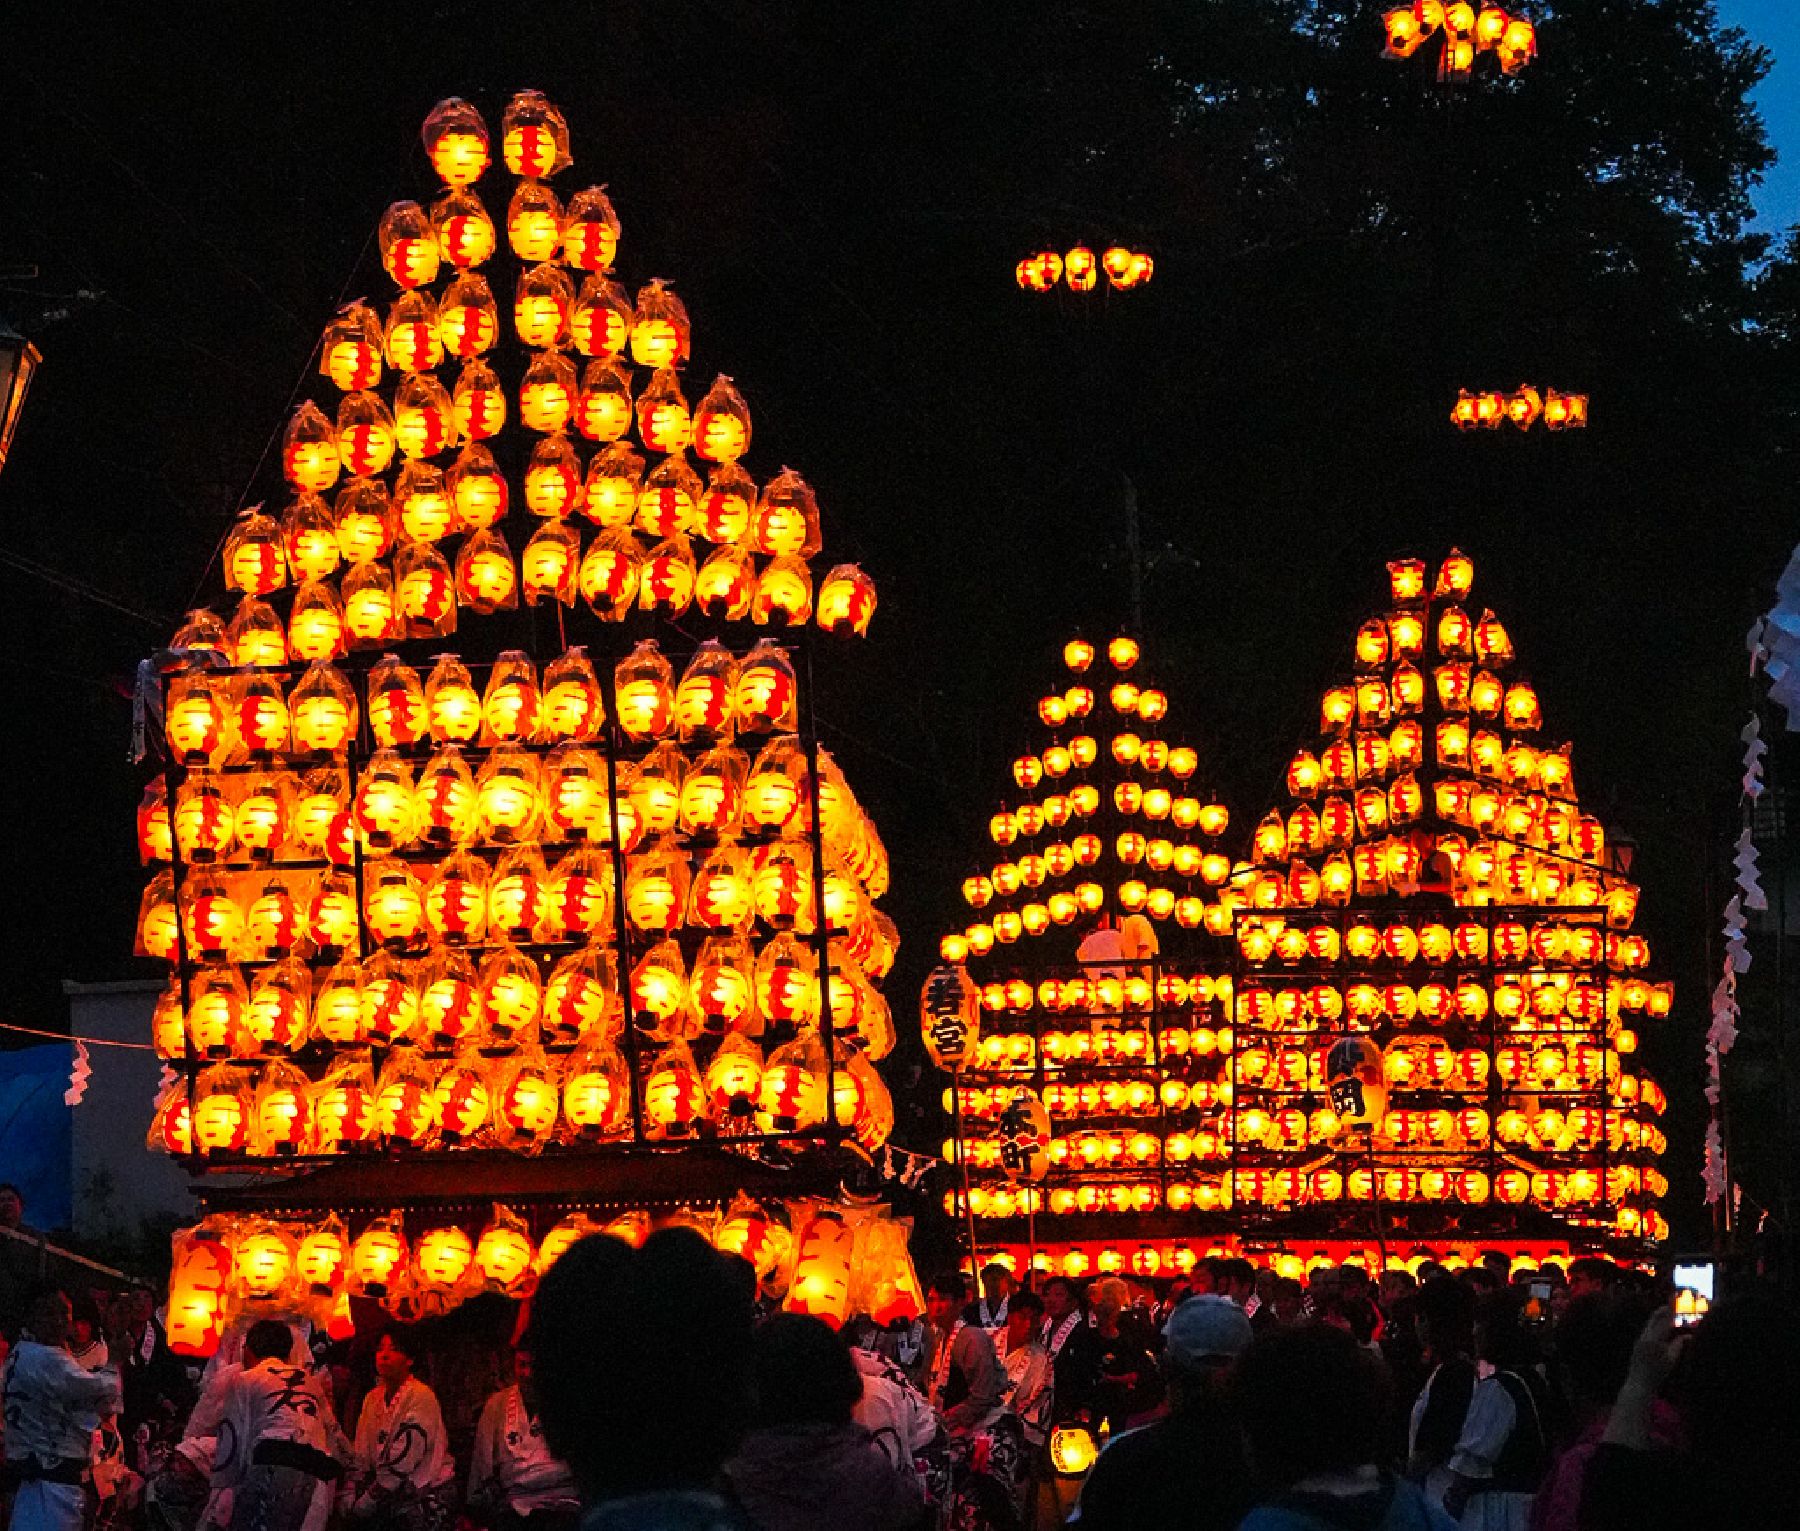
[
  {"left": 160, "top": 725, "right": 200, "bottom": 1166},
  {"left": 595, "top": 656, "right": 646, "bottom": 1145},
  {"left": 798, "top": 631, "right": 841, "bottom": 1148},
  {"left": 1122, "top": 474, "right": 1143, "bottom": 640},
  {"left": 951, "top": 1064, "right": 983, "bottom": 1279}
]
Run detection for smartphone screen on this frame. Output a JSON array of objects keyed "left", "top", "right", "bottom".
[
  {"left": 1672, "top": 1260, "right": 1715, "bottom": 1327},
  {"left": 1524, "top": 1280, "right": 1552, "bottom": 1322}
]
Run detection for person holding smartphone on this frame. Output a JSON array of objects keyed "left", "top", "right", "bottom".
[{"left": 1583, "top": 1293, "right": 1798, "bottom": 1530}]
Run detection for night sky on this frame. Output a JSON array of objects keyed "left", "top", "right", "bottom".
[
  {"left": 3, "top": 1, "right": 1796, "bottom": 1245},
  {"left": 1720, "top": 0, "right": 1800, "bottom": 230}
]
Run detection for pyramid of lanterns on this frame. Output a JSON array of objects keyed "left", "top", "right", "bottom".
[
  {"left": 928, "top": 635, "right": 1245, "bottom": 1280},
  {"left": 134, "top": 93, "right": 916, "bottom": 1343},
  {"left": 1226, "top": 551, "right": 1669, "bottom": 1258}
]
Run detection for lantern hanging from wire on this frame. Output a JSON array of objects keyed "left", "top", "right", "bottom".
[
  {"left": 385, "top": 291, "right": 444, "bottom": 374},
  {"left": 476, "top": 746, "right": 545, "bottom": 845},
  {"left": 452, "top": 359, "right": 507, "bottom": 440},
  {"left": 431, "top": 187, "right": 496, "bottom": 270},
  {"left": 373, "top": 1046, "right": 437, "bottom": 1143},
  {"left": 456, "top": 528, "right": 519, "bottom": 614},
  {"left": 630, "top": 280, "right": 691, "bottom": 369},
  {"left": 686, "top": 933, "right": 751, "bottom": 1034},
  {"left": 321, "top": 302, "right": 384, "bottom": 391},
  {"left": 502, "top": 89, "right": 572, "bottom": 177},
  {"left": 379, "top": 201, "right": 440, "bottom": 289},
  {"left": 394, "top": 374, "right": 456, "bottom": 460},
  {"left": 251, "top": 1062, "right": 313, "bottom": 1156},
  {"left": 543, "top": 947, "right": 618, "bottom": 1043},
  {"left": 283, "top": 494, "right": 341, "bottom": 583},
  {"left": 507, "top": 179, "right": 565, "bottom": 263},
  {"left": 488, "top": 846, "right": 548, "bottom": 943},
  {"left": 224, "top": 510, "right": 289, "bottom": 597},
  {"left": 563, "top": 186, "right": 621, "bottom": 272},
  {"left": 495, "top": 1053, "right": 562, "bottom": 1148},
  {"left": 522, "top": 521, "right": 581, "bottom": 606},
  {"left": 313, "top": 1057, "right": 377, "bottom": 1152},
  {"left": 422, "top": 97, "right": 491, "bottom": 188},
  {"left": 549, "top": 1039, "right": 621, "bottom": 1139},
  {"left": 418, "top": 749, "right": 480, "bottom": 850},
  {"left": 643, "top": 1040, "right": 706, "bottom": 1138},
  {"left": 629, "top": 937, "right": 691, "bottom": 1038},
  {"left": 573, "top": 277, "right": 633, "bottom": 360},
  {"left": 349, "top": 1213, "right": 410, "bottom": 1297},
  {"left": 637, "top": 453, "right": 702, "bottom": 539}
]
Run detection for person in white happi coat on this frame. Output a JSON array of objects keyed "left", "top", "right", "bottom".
[
  {"left": 210, "top": 1319, "right": 348, "bottom": 1531},
  {"left": 341, "top": 1326, "right": 454, "bottom": 1531},
  {"left": 1, "top": 1290, "right": 122, "bottom": 1531},
  {"left": 467, "top": 1347, "right": 580, "bottom": 1529}
]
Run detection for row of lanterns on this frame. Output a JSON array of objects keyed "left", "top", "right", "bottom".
[
  {"left": 952, "top": 1107, "right": 1666, "bottom": 1168},
  {"left": 1382, "top": 4, "right": 1538, "bottom": 78},
  {"left": 278, "top": 396, "right": 827, "bottom": 565},
  {"left": 144, "top": 918, "right": 897, "bottom": 1059},
  {"left": 148, "top": 1022, "right": 893, "bottom": 1160},
  {"left": 162, "top": 1188, "right": 922, "bottom": 1357},
  {"left": 137, "top": 845, "right": 894, "bottom": 981},
  {"left": 950, "top": 1165, "right": 1659, "bottom": 1221},
  {"left": 212, "top": 525, "right": 872, "bottom": 646},
  {"left": 1015, "top": 246, "right": 1155, "bottom": 294},
  {"left": 979, "top": 1242, "right": 1592, "bottom": 1283},
  {"left": 1232, "top": 913, "right": 1655, "bottom": 969},
  {"left": 1452, "top": 387, "right": 1588, "bottom": 432},
  {"left": 164, "top": 639, "right": 801, "bottom": 760}
]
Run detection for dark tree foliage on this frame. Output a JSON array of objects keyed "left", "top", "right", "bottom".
[{"left": 1, "top": 0, "right": 1794, "bottom": 1242}]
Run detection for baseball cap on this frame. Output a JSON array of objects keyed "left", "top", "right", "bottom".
[{"left": 1164, "top": 1293, "right": 1254, "bottom": 1367}]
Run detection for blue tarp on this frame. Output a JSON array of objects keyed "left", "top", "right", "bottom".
[{"left": 0, "top": 1044, "right": 73, "bottom": 1230}]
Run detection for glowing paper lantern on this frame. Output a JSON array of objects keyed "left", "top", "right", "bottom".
[{"left": 166, "top": 1228, "right": 233, "bottom": 1357}]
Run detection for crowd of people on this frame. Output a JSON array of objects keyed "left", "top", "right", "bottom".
[{"left": 2, "top": 1234, "right": 1795, "bottom": 1531}]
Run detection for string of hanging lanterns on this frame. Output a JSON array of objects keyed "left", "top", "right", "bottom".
[
  {"left": 1383, "top": 4, "right": 1538, "bottom": 81},
  {"left": 1015, "top": 246, "right": 1154, "bottom": 294},
  {"left": 1451, "top": 388, "right": 1589, "bottom": 431},
  {"left": 163, "top": 1194, "right": 924, "bottom": 1351}
]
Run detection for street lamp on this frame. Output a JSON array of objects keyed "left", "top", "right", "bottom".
[{"left": 0, "top": 320, "right": 42, "bottom": 475}]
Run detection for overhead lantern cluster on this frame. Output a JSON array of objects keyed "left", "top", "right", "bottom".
[
  {"left": 135, "top": 93, "right": 893, "bottom": 1183},
  {"left": 163, "top": 1194, "right": 921, "bottom": 1353},
  {"left": 1015, "top": 246, "right": 1154, "bottom": 294},
  {"left": 1452, "top": 387, "right": 1589, "bottom": 432},
  {"left": 1383, "top": 3, "right": 1538, "bottom": 80}
]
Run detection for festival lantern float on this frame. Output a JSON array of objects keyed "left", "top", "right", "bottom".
[
  {"left": 932, "top": 580, "right": 1666, "bottom": 1278},
  {"left": 928, "top": 634, "right": 1244, "bottom": 1275},
  {"left": 1212, "top": 552, "right": 1668, "bottom": 1265},
  {"left": 133, "top": 91, "right": 915, "bottom": 1329}
]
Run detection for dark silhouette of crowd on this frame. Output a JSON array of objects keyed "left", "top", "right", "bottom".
[{"left": 5, "top": 1242, "right": 1796, "bottom": 1531}]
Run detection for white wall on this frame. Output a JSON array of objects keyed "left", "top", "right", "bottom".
[{"left": 62, "top": 980, "right": 196, "bottom": 1241}]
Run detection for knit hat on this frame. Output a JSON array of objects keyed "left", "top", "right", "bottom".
[{"left": 1164, "top": 1294, "right": 1254, "bottom": 1367}]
